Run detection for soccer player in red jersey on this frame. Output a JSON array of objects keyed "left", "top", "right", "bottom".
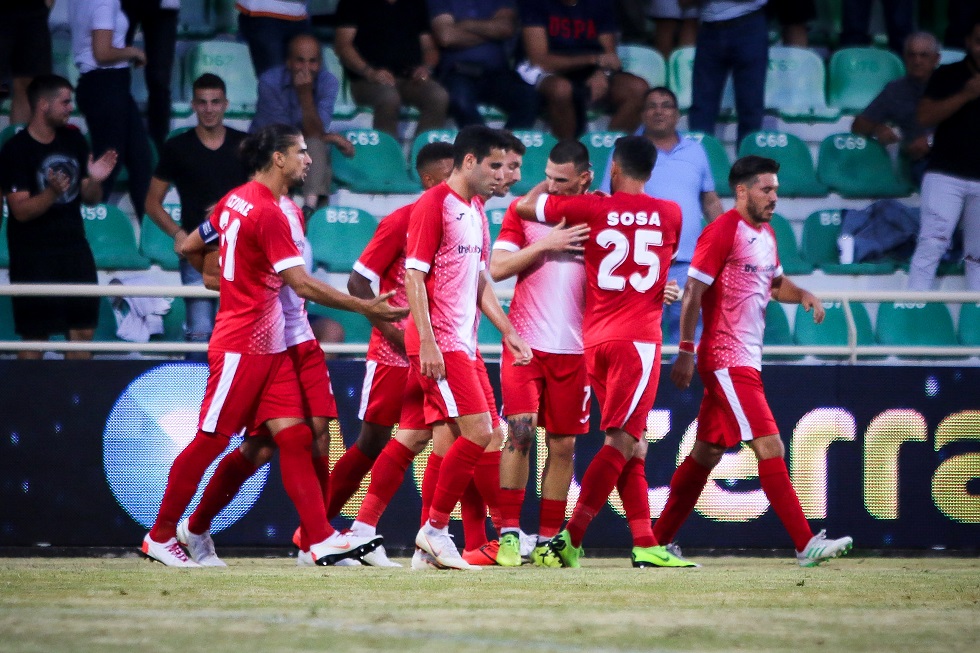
[
  {"left": 491, "top": 139, "right": 592, "bottom": 567},
  {"left": 141, "top": 124, "right": 406, "bottom": 568},
  {"left": 408, "top": 125, "right": 531, "bottom": 570},
  {"left": 657, "top": 155, "right": 854, "bottom": 567},
  {"left": 516, "top": 135, "right": 695, "bottom": 568}
]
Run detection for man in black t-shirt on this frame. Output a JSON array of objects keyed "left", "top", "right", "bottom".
[
  {"left": 333, "top": 0, "right": 449, "bottom": 137},
  {"left": 908, "top": 15, "right": 980, "bottom": 292},
  {"left": 0, "top": 74, "right": 117, "bottom": 358},
  {"left": 145, "top": 73, "right": 249, "bottom": 345}
]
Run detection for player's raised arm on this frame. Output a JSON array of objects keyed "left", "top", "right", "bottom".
[
  {"left": 670, "top": 277, "right": 709, "bottom": 390},
  {"left": 489, "top": 218, "right": 588, "bottom": 281},
  {"left": 515, "top": 180, "right": 550, "bottom": 220}
]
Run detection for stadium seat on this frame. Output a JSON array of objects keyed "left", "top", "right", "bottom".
[
  {"left": 156, "top": 298, "right": 186, "bottom": 342},
  {"left": 306, "top": 205, "right": 378, "bottom": 272},
  {"left": 827, "top": 47, "right": 905, "bottom": 114},
  {"left": 816, "top": 133, "right": 911, "bottom": 198},
  {"left": 617, "top": 45, "right": 666, "bottom": 88},
  {"left": 486, "top": 207, "right": 507, "bottom": 243},
  {"left": 94, "top": 297, "right": 123, "bottom": 341},
  {"left": 764, "top": 301, "right": 802, "bottom": 361},
  {"left": 139, "top": 213, "right": 181, "bottom": 271},
  {"left": 408, "top": 129, "right": 457, "bottom": 182},
  {"left": 800, "top": 209, "right": 895, "bottom": 274},
  {"left": 509, "top": 130, "right": 559, "bottom": 196},
  {"left": 738, "top": 131, "right": 827, "bottom": 197},
  {"left": 0, "top": 295, "right": 17, "bottom": 342},
  {"left": 477, "top": 298, "right": 511, "bottom": 346},
  {"left": 321, "top": 45, "right": 360, "bottom": 120},
  {"left": 793, "top": 300, "right": 874, "bottom": 358},
  {"left": 0, "top": 207, "right": 8, "bottom": 268},
  {"left": 81, "top": 204, "right": 151, "bottom": 270},
  {"left": 958, "top": 302, "right": 980, "bottom": 346},
  {"left": 184, "top": 41, "right": 258, "bottom": 115},
  {"left": 580, "top": 131, "right": 625, "bottom": 191},
  {"left": 764, "top": 46, "right": 840, "bottom": 121},
  {"left": 682, "top": 131, "right": 732, "bottom": 197},
  {"left": 876, "top": 302, "right": 957, "bottom": 348},
  {"left": 0, "top": 123, "right": 24, "bottom": 149},
  {"left": 51, "top": 32, "right": 80, "bottom": 88},
  {"left": 666, "top": 46, "right": 737, "bottom": 117},
  {"left": 332, "top": 129, "right": 421, "bottom": 194},
  {"left": 177, "top": 0, "right": 218, "bottom": 37},
  {"left": 306, "top": 302, "right": 373, "bottom": 344},
  {"left": 771, "top": 213, "right": 813, "bottom": 275}
]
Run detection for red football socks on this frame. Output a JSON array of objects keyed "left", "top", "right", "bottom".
[
  {"left": 498, "top": 487, "right": 526, "bottom": 531},
  {"left": 187, "top": 447, "right": 257, "bottom": 535},
  {"left": 276, "top": 423, "right": 332, "bottom": 545},
  {"left": 419, "top": 453, "right": 443, "bottom": 528},
  {"left": 474, "top": 449, "right": 502, "bottom": 531},
  {"left": 617, "top": 456, "right": 656, "bottom": 548},
  {"left": 538, "top": 497, "right": 566, "bottom": 539},
  {"left": 565, "top": 445, "right": 627, "bottom": 548},
  {"left": 758, "top": 456, "right": 813, "bottom": 551},
  {"left": 149, "top": 429, "right": 229, "bottom": 542},
  {"left": 460, "top": 480, "right": 489, "bottom": 550},
  {"left": 357, "top": 439, "right": 415, "bottom": 528},
  {"left": 652, "top": 455, "right": 712, "bottom": 545},
  {"left": 326, "top": 444, "right": 374, "bottom": 519},
  {"left": 428, "top": 437, "right": 484, "bottom": 530}
]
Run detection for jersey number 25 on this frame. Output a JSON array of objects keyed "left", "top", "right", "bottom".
[{"left": 596, "top": 228, "right": 663, "bottom": 292}]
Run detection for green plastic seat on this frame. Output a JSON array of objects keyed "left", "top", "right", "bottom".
[
  {"left": 477, "top": 298, "right": 511, "bottom": 346},
  {"left": 185, "top": 41, "right": 257, "bottom": 115},
  {"left": 509, "top": 130, "right": 559, "bottom": 196},
  {"left": 958, "top": 303, "right": 980, "bottom": 346},
  {"left": 332, "top": 129, "right": 421, "bottom": 194},
  {"left": 580, "top": 131, "right": 625, "bottom": 191},
  {"left": 321, "top": 45, "right": 360, "bottom": 120},
  {"left": 139, "top": 213, "right": 181, "bottom": 271},
  {"left": 306, "top": 205, "right": 378, "bottom": 272},
  {"left": 408, "top": 129, "right": 458, "bottom": 182},
  {"left": 156, "top": 298, "right": 186, "bottom": 342},
  {"left": 764, "top": 46, "right": 840, "bottom": 122},
  {"left": 617, "top": 44, "right": 666, "bottom": 88},
  {"left": 764, "top": 301, "right": 802, "bottom": 361},
  {"left": 816, "top": 133, "right": 911, "bottom": 198},
  {"left": 0, "top": 206, "right": 9, "bottom": 268},
  {"left": 0, "top": 295, "right": 18, "bottom": 342},
  {"left": 771, "top": 213, "right": 813, "bottom": 275},
  {"left": 876, "top": 302, "right": 957, "bottom": 348},
  {"left": 793, "top": 300, "right": 874, "bottom": 358},
  {"left": 0, "top": 123, "right": 25, "bottom": 149},
  {"left": 682, "top": 131, "right": 732, "bottom": 197},
  {"left": 176, "top": 0, "right": 218, "bottom": 38},
  {"left": 738, "top": 130, "right": 827, "bottom": 197},
  {"left": 827, "top": 47, "right": 905, "bottom": 114},
  {"left": 94, "top": 297, "right": 122, "bottom": 342},
  {"left": 81, "top": 204, "right": 151, "bottom": 270},
  {"left": 667, "top": 46, "right": 736, "bottom": 117},
  {"left": 800, "top": 209, "right": 895, "bottom": 274},
  {"left": 306, "top": 302, "right": 373, "bottom": 344},
  {"left": 486, "top": 207, "right": 507, "bottom": 244}
]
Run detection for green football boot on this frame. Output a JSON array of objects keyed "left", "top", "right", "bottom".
[
  {"left": 530, "top": 543, "right": 562, "bottom": 568},
  {"left": 496, "top": 532, "right": 522, "bottom": 567},
  {"left": 631, "top": 544, "right": 700, "bottom": 568},
  {"left": 548, "top": 529, "right": 584, "bottom": 568}
]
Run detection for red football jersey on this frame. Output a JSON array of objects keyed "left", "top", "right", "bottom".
[
  {"left": 536, "top": 191, "right": 682, "bottom": 347},
  {"left": 353, "top": 202, "right": 413, "bottom": 367},
  {"left": 208, "top": 181, "right": 305, "bottom": 354}
]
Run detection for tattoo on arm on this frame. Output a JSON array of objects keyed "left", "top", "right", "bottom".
[{"left": 505, "top": 415, "right": 535, "bottom": 457}]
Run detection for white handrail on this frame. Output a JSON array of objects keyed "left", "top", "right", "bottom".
[{"left": 1, "top": 284, "right": 979, "bottom": 358}]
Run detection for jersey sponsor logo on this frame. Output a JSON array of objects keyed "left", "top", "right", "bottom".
[
  {"left": 605, "top": 211, "right": 661, "bottom": 227},
  {"left": 457, "top": 244, "right": 483, "bottom": 255},
  {"left": 743, "top": 263, "right": 779, "bottom": 273},
  {"left": 225, "top": 194, "right": 254, "bottom": 216}
]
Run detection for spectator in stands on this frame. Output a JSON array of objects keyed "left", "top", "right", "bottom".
[
  {"left": 333, "top": 0, "right": 449, "bottom": 138},
  {"left": 767, "top": 0, "right": 814, "bottom": 47},
  {"left": 237, "top": 0, "right": 313, "bottom": 76},
  {"left": 429, "top": 0, "right": 539, "bottom": 130},
  {"left": 907, "top": 14, "right": 980, "bottom": 292},
  {"left": 852, "top": 32, "right": 940, "bottom": 187},
  {"left": 0, "top": 0, "right": 52, "bottom": 125},
  {"left": 69, "top": 0, "right": 153, "bottom": 222},
  {"left": 0, "top": 74, "right": 117, "bottom": 359},
  {"left": 685, "top": 0, "right": 768, "bottom": 149},
  {"left": 145, "top": 74, "right": 249, "bottom": 349},
  {"left": 120, "top": 0, "right": 179, "bottom": 150},
  {"left": 600, "top": 87, "right": 723, "bottom": 342},
  {"left": 518, "top": 0, "right": 649, "bottom": 139},
  {"left": 251, "top": 33, "right": 355, "bottom": 216},
  {"left": 840, "top": 0, "right": 914, "bottom": 55},
  {"left": 650, "top": 0, "right": 699, "bottom": 59}
]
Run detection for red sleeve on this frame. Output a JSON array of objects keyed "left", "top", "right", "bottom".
[
  {"left": 541, "top": 193, "right": 600, "bottom": 226},
  {"left": 257, "top": 204, "right": 303, "bottom": 271},
  {"left": 689, "top": 213, "right": 737, "bottom": 285},
  {"left": 355, "top": 204, "right": 410, "bottom": 282},
  {"left": 406, "top": 187, "right": 444, "bottom": 274},
  {"left": 494, "top": 200, "right": 527, "bottom": 250}
]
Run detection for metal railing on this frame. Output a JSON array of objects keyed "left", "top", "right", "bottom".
[{"left": 1, "top": 284, "right": 979, "bottom": 361}]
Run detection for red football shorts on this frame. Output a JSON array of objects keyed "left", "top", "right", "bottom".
[
  {"left": 198, "top": 350, "right": 304, "bottom": 437},
  {"left": 410, "top": 350, "right": 490, "bottom": 424},
  {"left": 359, "top": 359, "right": 409, "bottom": 426},
  {"left": 501, "top": 346, "right": 590, "bottom": 435},
  {"left": 696, "top": 366, "right": 779, "bottom": 448},
  {"left": 586, "top": 340, "right": 661, "bottom": 440},
  {"left": 475, "top": 350, "right": 501, "bottom": 429},
  {"left": 398, "top": 364, "right": 428, "bottom": 430},
  {"left": 287, "top": 338, "right": 338, "bottom": 419}
]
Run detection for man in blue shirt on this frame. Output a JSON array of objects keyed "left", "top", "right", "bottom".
[
  {"left": 429, "top": 0, "right": 538, "bottom": 130},
  {"left": 251, "top": 33, "right": 354, "bottom": 215},
  {"left": 601, "top": 87, "right": 723, "bottom": 342}
]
